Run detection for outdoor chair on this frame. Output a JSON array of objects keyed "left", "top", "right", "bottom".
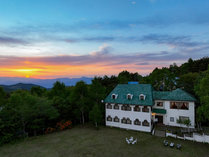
[
  {"left": 126, "top": 138, "right": 130, "bottom": 144},
  {"left": 163, "top": 140, "right": 168, "bottom": 146},
  {"left": 176, "top": 144, "right": 182, "bottom": 150},
  {"left": 132, "top": 138, "right": 137, "bottom": 144},
  {"left": 170, "top": 142, "right": 175, "bottom": 148}
]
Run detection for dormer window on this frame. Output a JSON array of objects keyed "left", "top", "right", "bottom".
[
  {"left": 139, "top": 94, "right": 146, "bottom": 100},
  {"left": 112, "top": 94, "right": 118, "bottom": 99},
  {"left": 127, "top": 94, "right": 133, "bottom": 100}
]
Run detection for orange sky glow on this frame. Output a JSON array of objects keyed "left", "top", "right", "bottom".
[{"left": 0, "top": 62, "right": 155, "bottom": 79}]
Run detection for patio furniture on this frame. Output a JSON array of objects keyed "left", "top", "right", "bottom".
[
  {"left": 163, "top": 140, "right": 168, "bottom": 146},
  {"left": 129, "top": 136, "right": 133, "bottom": 142},
  {"left": 126, "top": 138, "right": 131, "bottom": 144},
  {"left": 170, "top": 142, "right": 175, "bottom": 148},
  {"left": 132, "top": 138, "right": 137, "bottom": 144},
  {"left": 176, "top": 144, "right": 182, "bottom": 150},
  {"left": 126, "top": 137, "right": 137, "bottom": 144}
]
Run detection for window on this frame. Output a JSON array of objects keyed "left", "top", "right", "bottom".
[
  {"left": 156, "top": 102, "right": 163, "bottom": 107},
  {"left": 127, "top": 94, "right": 133, "bottom": 100},
  {"left": 170, "top": 102, "right": 177, "bottom": 109},
  {"left": 121, "top": 104, "right": 131, "bottom": 111},
  {"left": 106, "top": 116, "right": 112, "bottom": 121},
  {"left": 170, "top": 117, "right": 174, "bottom": 122},
  {"left": 121, "top": 104, "right": 126, "bottom": 110},
  {"left": 114, "top": 116, "right": 120, "bottom": 122},
  {"left": 142, "top": 106, "right": 149, "bottom": 112},
  {"left": 106, "top": 103, "right": 112, "bottom": 109},
  {"left": 181, "top": 102, "right": 189, "bottom": 110},
  {"left": 134, "top": 105, "right": 140, "bottom": 112},
  {"left": 121, "top": 118, "right": 127, "bottom": 124},
  {"left": 112, "top": 94, "right": 118, "bottom": 99},
  {"left": 126, "top": 118, "right": 132, "bottom": 124},
  {"left": 139, "top": 94, "right": 146, "bottom": 100},
  {"left": 134, "top": 119, "right": 141, "bottom": 125},
  {"left": 179, "top": 116, "right": 189, "bottom": 122},
  {"left": 114, "top": 104, "right": 119, "bottom": 110},
  {"left": 170, "top": 102, "right": 189, "bottom": 110},
  {"left": 127, "top": 105, "right": 131, "bottom": 111},
  {"left": 142, "top": 120, "right": 150, "bottom": 126}
]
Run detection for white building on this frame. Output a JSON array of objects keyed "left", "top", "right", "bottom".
[{"left": 104, "top": 83, "right": 196, "bottom": 132}]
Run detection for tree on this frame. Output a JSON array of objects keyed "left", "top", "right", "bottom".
[
  {"left": 195, "top": 66, "right": 209, "bottom": 123},
  {"left": 90, "top": 79, "right": 106, "bottom": 105},
  {"left": 48, "top": 81, "right": 72, "bottom": 120},
  {"left": 177, "top": 72, "right": 199, "bottom": 95},
  {"left": 118, "top": 70, "right": 131, "bottom": 84},
  {"left": 147, "top": 67, "right": 176, "bottom": 91},
  {"left": 177, "top": 118, "right": 191, "bottom": 132},
  {"left": 48, "top": 81, "right": 67, "bottom": 99},
  {"left": 70, "top": 81, "right": 89, "bottom": 125},
  {"left": 0, "top": 87, "right": 6, "bottom": 107},
  {"left": 89, "top": 79, "right": 106, "bottom": 125},
  {"left": 31, "top": 86, "right": 46, "bottom": 97},
  {"left": 184, "top": 119, "right": 191, "bottom": 132},
  {"left": 89, "top": 104, "right": 102, "bottom": 127},
  {"left": 5, "top": 91, "right": 59, "bottom": 136}
]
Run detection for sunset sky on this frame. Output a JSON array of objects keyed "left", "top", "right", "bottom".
[{"left": 0, "top": 0, "right": 209, "bottom": 79}]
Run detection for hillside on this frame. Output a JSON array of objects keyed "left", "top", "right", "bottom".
[
  {"left": 0, "top": 126, "right": 208, "bottom": 157},
  {"left": 0, "top": 83, "right": 45, "bottom": 92},
  {"left": 0, "top": 77, "right": 92, "bottom": 88}
]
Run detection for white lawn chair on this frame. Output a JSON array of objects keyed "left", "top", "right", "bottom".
[
  {"left": 129, "top": 136, "right": 134, "bottom": 142},
  {"left": 126, "top": 138, "right": 130, "bottom": 144},
  {"left": 170, "top": 142, "right": 175, "bottom": 148},
  {"left": 132, "top": 138, "right": 137, "bottom": 144}
]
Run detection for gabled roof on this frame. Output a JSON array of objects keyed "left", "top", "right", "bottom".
[
  {"left": 104, "top": 84, "right": 154, "bottom": 106},
  {"left": 153, "top": 88, "right": 196, "bottom": 102}
]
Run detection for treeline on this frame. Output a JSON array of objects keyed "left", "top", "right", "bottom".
[{"left": 0, "top": 57, "right": 209, "bottom": 145}]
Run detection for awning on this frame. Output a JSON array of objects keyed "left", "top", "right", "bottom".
[{"left": 152, "top": 108, "right": 166, "bottom": 114}]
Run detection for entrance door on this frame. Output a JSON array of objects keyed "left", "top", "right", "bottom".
[{"left": 156, "top": 115, "right": 163, "bottom": 124}]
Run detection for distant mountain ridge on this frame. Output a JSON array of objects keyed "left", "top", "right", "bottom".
[
  {"left": 0, "top": 77, "right": 92, "bottom": 88},
  {"left": 0, "top": 83, "right": 44, "bottom": 92}
]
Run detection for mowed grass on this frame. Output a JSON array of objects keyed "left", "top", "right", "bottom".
[{"left": 0, "top": 125, "right": 209, "bottom": 157}]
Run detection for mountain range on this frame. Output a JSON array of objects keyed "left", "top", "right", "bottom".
[
  {"left": 0, "top": 77, "right": 92, "bottom": 88},
  {"left": 0, "top": 83, "right": 45, "bottom": 92}
]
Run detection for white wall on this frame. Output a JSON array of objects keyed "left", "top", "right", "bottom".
[
  {"left": 105, "top": 103, "right": 152, "bottom": 132},
  {"left": 154, "top": 100, "right": 195, "bottom": 128},
  {"left": 167, "top": 132, "right": 209, "bottom": 144}
]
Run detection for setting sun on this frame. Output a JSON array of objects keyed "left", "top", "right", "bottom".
[
  {"left": 25, "top": 75, "right": 30, "bottom": 78},
  {"left": 9, "top": 68, "right": 44, "bottom": 78}
]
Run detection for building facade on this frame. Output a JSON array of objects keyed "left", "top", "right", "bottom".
[{"left": 104, "top": 84, "right": 196, "bottom": 132}]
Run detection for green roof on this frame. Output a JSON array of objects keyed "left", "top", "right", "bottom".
[
  {"left": 152, "top": 108, "right": 166, "bottom": 114},
  {"left": 153, "top": 88, "right": 196, "bottom": 102},
  {"left": 104, "top": 84, "right": 154, "bottom": 106}
]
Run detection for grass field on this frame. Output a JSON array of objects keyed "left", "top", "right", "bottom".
[{"left": 0, "top": 125, "right": 208, "bottom": 157}]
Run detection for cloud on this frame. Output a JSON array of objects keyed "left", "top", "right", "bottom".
[
  {"left": 140, "top": 34, "right": 209, "bottom": 54},
  {"left": 90, "top": 44, "right": 112, "bottom": 56},
  {"left": 135, "top": 62, "right": 150, "bottom": 65},
  {"left": 65, "top": 36, "right": 114, "bottom": 43},
  {"left": 0, "top": 36, "right": 28, "bottom": 45},
  {"left": 62, "top": 34, "right": 208, "bottom": 53},
  {"left": 0, "top": 42, "right": 208, "bottom": 78},
  {"left": 140, "top": 34, "right": 195, "bottom": 47},
  {"left": 0, "top": 48, "right": 191, "bottom": 67}
]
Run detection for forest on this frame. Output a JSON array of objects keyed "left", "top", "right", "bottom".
[{"left": 0, "top": 57, "right": 209, "bottom": 145}]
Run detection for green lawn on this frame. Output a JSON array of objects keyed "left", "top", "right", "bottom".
[{"left": 0, "top": 125, "right": 208, "bottom": 157}]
